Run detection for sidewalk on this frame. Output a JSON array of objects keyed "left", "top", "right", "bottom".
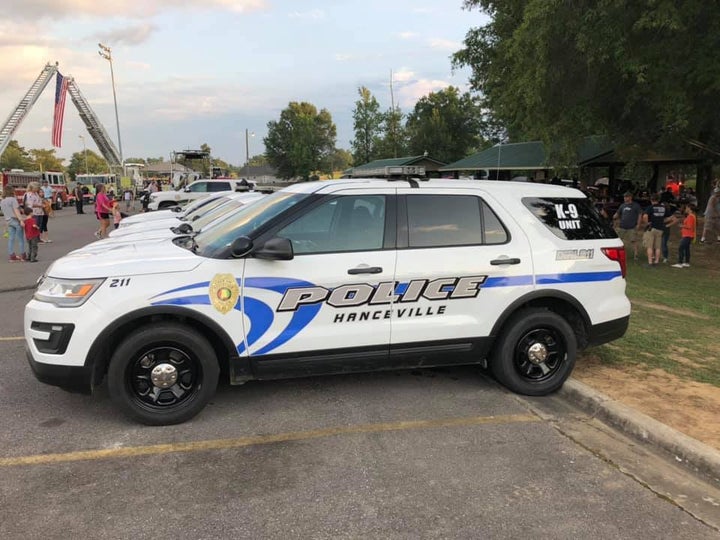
[{"left": 4, "top": 205, "right": 720, "bottom": 481}]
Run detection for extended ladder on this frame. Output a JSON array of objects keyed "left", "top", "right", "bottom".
[
  {"left": 0, "top": 62, "right": 58, "bottom": 157},
  {"left": 0, "top": 63, "right": 122, "bottom": 169},
  {"left": 66, "top": 79, "right": 121, "bottom": 168}
]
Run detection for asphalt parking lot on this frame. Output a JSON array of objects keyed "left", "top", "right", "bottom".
[{"left": 1, "top": 209, "right": 719, "bottom": 539}]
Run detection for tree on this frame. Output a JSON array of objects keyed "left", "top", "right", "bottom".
[
  {"left": 29, "top": 148, "right": 64, "bottom": 172},
  {"left": 330, "top": 148, "right": 353, "bottom": 173},
  {"left": 376, "top": 105, "right": 408, "bottom": 158},
  {"left": 264, "top": 102, "right": 337, "bottom": 180},
  {"left": 124, "top": 157, "right": 147, "bottom": 165},
  {"left": 350, "top": 87, "right": 384, "bottom": 165},
  {"left": 248, "top": 154, "right": 268, "bottom": 167},
  {"left": 453, "top": 0, "right": 720, "bottom": 164},
  {"left": 0, "top": 140, "right": 34, "bottom": 171},
  {"left": 66, "top": 149, "right": 112, "bottom": 181},
  {"left": 405, "top": 87, "right": 487, "bottom": 163}
]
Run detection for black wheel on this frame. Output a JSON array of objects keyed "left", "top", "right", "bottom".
[
  {"left": 490, "top": 309, "right": 576, "bottom": 396},
  {"left": 107, "top": 323, "right": 219, "bottom": 425}
]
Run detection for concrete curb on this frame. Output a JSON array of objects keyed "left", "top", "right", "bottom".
[{"left": 561, "top": 378, "right": 720, "bottom": 483}]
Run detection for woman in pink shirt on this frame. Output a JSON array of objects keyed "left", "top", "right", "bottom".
[{"left": 94, "top": 184, "right": 113, "bottom": 239}]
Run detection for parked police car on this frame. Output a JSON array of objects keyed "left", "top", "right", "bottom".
[
  {"left": 106, "top": 192, "right": 265, "bottom": 240},
  {"left": 25, "top": 179, "right": 630, "bottom": 425},
  {"left": 118, "top": 191, "right": 235, "bottom": 228}
]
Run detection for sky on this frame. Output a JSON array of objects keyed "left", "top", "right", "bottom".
[{"left": 0, "top": 0, "right": 489, "bottom": 167}]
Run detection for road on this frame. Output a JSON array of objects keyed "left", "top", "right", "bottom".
[{"left": 1, "top": 208, "right": 719, "bottom": 539}]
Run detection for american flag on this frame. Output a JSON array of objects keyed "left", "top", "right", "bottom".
[{"left": 51, "top": 72, "right": 69, "bottom": 147}]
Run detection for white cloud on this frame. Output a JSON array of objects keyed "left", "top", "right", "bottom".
[
  {"left": 398, "top": 32, "right": 418, "bottom": 40},
  {"left": 397, "top": 79, "right": 451, "bottom": 107},
  {"left": 5, "top": 0, "right": 269, "bottom": 21},
  {"left": 428, "top": 38, "right": 461, "bottom": 51},
  {"left": 94, "top": 24, "right": 157, "bottom": 47},
  {"left": 334, "top": 54, "right": 352, "bottom": 62},
  {"left": 392, "top": 69, "right": 415, "bottom": 83},
  {"left": 288, "top": 9, "right": 326, "bottom": 20}
]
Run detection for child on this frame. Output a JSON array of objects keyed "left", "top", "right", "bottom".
[
  {"left": 111, "top": 200, "right": 123, "bottom": 229},
  {"left": 23, "top": 206, "right": 41, "bottom": 262},
  {"left": 672, "top": 204, "right": 696, "bottom": 268}
]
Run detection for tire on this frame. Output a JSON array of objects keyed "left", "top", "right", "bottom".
[
  {"left": 490, "top": 308, "right": 576, "bottom": 396},
  {"left": 107, "top": 323, "right": 219, "bottom": 425}
]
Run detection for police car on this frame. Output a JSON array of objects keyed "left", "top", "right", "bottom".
[
  {"left": 106, "top": 192, "right": 265, "bottom": 240},
  {"left": 25, "top": 179, "right": 630, "bottom": 425},
  {"left": 118, "top": 191, "right": 235, "bottom": 228}
]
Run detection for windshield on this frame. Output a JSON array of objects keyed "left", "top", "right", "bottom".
[
  {"left": 195, "top": 191, "right": 310, "bottom": 256},
  {"left": 181, "top": 196, "right": 231, "bottom": 221},
  {"left": 189, "top": 199, "right": 249, "bottom": 231}
]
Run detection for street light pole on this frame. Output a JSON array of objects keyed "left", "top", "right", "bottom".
[
  {"left": 78, "top": 135, "right": 88, "bottom": 174},
  {"left": 98, "top": 43, "right": 123, "bottom": 171},
  {"left": 245, "top": 128, "right": 254, "bottom": 175}
]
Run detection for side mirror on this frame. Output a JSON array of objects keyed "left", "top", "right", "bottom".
[
  {"left": 253, "top": 237, "right": 294, "bottom": 261},
  {"left": 176, "top": 223, "right": 193, "bottom": 234},
  {"left": 171, "top": 206, "right": 183, "bottom": 213},
  {"left": 183, "top": 186, "right": 191, "bottom": 192},
  {"left": 230, "top": 236, "right": 253, "bottom": 258}
]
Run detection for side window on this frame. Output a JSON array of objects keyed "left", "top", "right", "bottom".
[
  {"left": 277, "top": 195, "right": 386, "bottom": 254},
  {"left": 208, "top": 182, "right": 230, "bottom": 192},
  {"left": 188, "top": 182, "right": 207, "bottom": 192},
  {"left": 522, "top": 197, "right": 616, "bottom": 240},
  {"left": 406, "top": 195, "right": 508, "bottom": 248},
  {"left": 481, "top": 200, "right": 509, "bottom": 244}
]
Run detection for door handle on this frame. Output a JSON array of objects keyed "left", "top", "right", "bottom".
[
  {"left": 490, "top": 257, "right": 521, "bottom": 266},
  {"left": 348, "top": 266, "right": 383, "bottom": 275}
]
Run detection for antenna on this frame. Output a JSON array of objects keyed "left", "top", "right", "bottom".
[{"left": 390, "top": 69, "right": 397, "bottom": 158}]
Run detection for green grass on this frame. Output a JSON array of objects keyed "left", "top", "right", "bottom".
[{"left": 584, "top": 224, "right": 720, "bottom": 386}]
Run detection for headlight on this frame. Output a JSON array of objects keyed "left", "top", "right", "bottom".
[{"left": 34, "top": 277, "right": 105, "bottom": 307}]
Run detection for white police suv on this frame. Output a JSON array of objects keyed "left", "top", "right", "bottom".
[{"left": 25, "top": 179, "right": 630, "bottom": 425}]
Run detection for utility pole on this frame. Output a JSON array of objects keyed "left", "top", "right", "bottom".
[
  {"left": 98, "top": 43, "right": 123, "bottom": 171},
  {"left": 79, "top": 135, "right": 88, "bottom": 174},
  {"left": 245, "top": 128, "right": 254, "bottom": 175}
]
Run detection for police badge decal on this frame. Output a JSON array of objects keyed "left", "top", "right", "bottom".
[{"left": 209, "top": 273, "right": 240, "bottom": 314}]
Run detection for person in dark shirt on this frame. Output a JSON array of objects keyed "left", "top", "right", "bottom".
[
  {"left": 613, "top": 192, "right": 642, "bottom": 260},
  {"left": 641, "top": 193, "right": 677, "bottom": 266}
]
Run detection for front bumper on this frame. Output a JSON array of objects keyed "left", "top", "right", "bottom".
[{"left": 26, "top": 347, "right": 92, "bottom": 394}]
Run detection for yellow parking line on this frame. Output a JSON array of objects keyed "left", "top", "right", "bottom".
[
  {"left": 0, "top": 337, "right": 24, "bottom": 341},
  {"left": 0, "top": 414, "right": 540, "bottom": 467}
]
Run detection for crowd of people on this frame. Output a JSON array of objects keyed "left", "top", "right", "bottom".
[
  {"left": 1, "top": 181, "right": 55, "bottom": 262},
  {"left": 611, "top": 180, "right": 720, "bottom": 269},
  {"left": 2, "top": 180, "right": 135, "bottom": 263}
]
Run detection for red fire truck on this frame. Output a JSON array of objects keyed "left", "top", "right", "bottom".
[{"left": 1, "top": 169, "right": 69, "bottom": 209}]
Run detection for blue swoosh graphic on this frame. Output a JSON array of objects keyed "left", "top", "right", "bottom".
[
  {"left": 243, "top": 296, "right": 274, "bottom": 349},
  {"left": 252, "top": 303, "right": 322, "bottom": 356},
  {"left": 151, "top": 294, "right": 211, "bottom": 306},
  {"left": 536, "top": 271, "right": 621, "bottom": 284},
  {"left": 149, "top": 281, "right": 210, "bottom": 300}
]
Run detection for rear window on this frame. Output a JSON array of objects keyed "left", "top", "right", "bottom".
[{"left": 522, "top": 197, "right": 616, "bottom": 240}]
